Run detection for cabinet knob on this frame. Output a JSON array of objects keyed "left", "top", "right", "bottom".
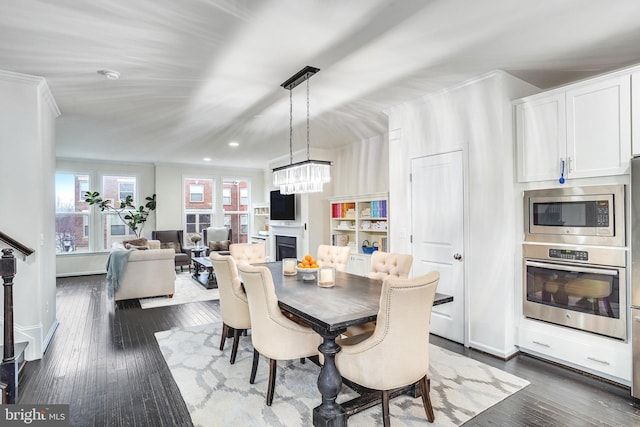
[{"left": 453, "top": 253, "right": 462, "bottom": 261}]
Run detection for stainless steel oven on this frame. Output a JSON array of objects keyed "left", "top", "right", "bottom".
[{"left": 523, "top": 243, "right": 626, "bottom": 340}]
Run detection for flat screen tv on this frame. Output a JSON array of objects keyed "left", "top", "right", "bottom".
[{"left": 270, "top": 190, "right": 296, "bottom": 221}]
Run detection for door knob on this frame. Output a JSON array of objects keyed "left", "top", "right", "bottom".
[{"left": 453, "top": 253, "right": 462, "bottom": 261}]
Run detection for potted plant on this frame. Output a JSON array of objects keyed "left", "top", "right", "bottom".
[{"left": 85, "top": 192, "right": 157, "bottom": 238}]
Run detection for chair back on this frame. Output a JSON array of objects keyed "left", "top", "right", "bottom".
[
  {"left": 210, "top": 252, "right": 251, "bottom": 330},
  {"left": 151, "top": 230, "right": 185, "bottom": 251},
  {"left": 368, "top": 251, "right": 413, "bottom": 280},
  {"left": 204, "top": 227, "right": 232, "bottom": 245},
  {"left": 338, "top": 271, "right": 440, "bottom": 391},
  {"left": 230, "top": 243, "right": 266, "bottom": 265},
  {"left": 237, "top": 263, "right": 320, "bottom": 359},
  {"left": 316, "top": 245, "right": 350, "bottom": 272}
]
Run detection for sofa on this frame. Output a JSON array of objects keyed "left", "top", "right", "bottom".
[{"left": 109, "top": 239, "right": 177, "bottom": 302}]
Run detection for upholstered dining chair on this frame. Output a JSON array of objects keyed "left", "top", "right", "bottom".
[
  {"left": 346, "top": 251, "right": 415, "bottom": 337},
  {"left": 335, "top": 271, "right": 440, "bottom": 426},
  {"left": 203, "top": 226, "right": 232, "bottom": 256},
  {"left": 210, "top": 252, "right": 251, "bottom": 364},
  {"left": 368, "top": 251, "right": 413, "bottom": 280},
  {"left": 151, "top": 230, "right": 191, "bottom": 272},
  {"left": 230, "top": 242, "right": 266, "bottom": 265},
  {"left": 236, "top": 263, "right": 322, "bottom": 406},
  {"left": 316, "top": 244, "right": 351, "bottom": 272}
]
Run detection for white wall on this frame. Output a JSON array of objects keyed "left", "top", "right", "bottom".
[
  {"left": 386, "top": 71, "right": 539, "bottom": 357},
  {"left": 0, "top": 70, "right": 60, "bottom": 360}
]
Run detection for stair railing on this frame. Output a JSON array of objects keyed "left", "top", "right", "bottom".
[{"left": 0, "top": 231, "right": 35, "bottom": 404}]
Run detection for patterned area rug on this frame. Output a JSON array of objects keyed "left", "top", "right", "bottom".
[
  {"left": 155, "top": 323, "right": 529, "bottom": 426},
  {"left": 139, "top": 273, "right": 219, "bottom": 309}
]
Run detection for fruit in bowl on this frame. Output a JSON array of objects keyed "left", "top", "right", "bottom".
[{"left": 297, "top": 254, "right": 319, "bottom": 270}]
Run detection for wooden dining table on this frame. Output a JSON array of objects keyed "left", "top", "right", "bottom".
[{"left": 262, "top": 262, "right": 453, "bottom": 427}]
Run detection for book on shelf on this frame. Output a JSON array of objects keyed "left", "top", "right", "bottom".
[{"left": 331, "top": 234, "right": 349, "bottom": 246}]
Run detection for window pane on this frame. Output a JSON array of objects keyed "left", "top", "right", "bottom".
[
  {"left": 184, "top": 178, "right": 214, "bottom": 241},
  {"left": 55, "top": 213, "right": 89, "bottom": 253},
  {"left": 56, "top": 173, "right": 90, "bottom": 213},
  {"left": 223, "top": 179, "right": 250, "bottom": 243},
  {"left": 103, "top": 175, "right": 137, "bottom": 204}
]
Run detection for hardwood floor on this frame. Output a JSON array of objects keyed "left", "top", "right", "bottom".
[{"left": 17, "top": 274, "right": 640, "bottom": 426}]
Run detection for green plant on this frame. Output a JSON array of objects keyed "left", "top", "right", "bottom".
[{"left": 85, "top": 192, "right": 157, "bottom": 238}]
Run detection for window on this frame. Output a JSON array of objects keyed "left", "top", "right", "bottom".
[
  {"left": 223, "top": 179, "right": 250, "bottom": 243},
  {"left": 55, "top": 173, "right": 90, "bottom": 253},
  {"left": 118, "top": 181, "right": 135, "bottom": 202},
  {"left": 190, "top": 184, "right": 204, "bottom": 202},
  {"left": 184, "top": 178, "right": 214, "bottom": 241}
]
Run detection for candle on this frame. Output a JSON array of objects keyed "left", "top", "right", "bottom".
[
  {"left": 283, "top": 258, "right": 296, "bottom": 275},
  {"left": 318, "top": 266, "right": 335, "bottom": 287}
]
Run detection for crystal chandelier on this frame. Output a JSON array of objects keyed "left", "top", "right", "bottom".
[{"left": 272, "top": 66, "right": 331, "bottom": 195}]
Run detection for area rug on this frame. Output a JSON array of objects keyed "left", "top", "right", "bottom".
[
  {"left": 139, "top": 273, "right": 219, "bottom": 309},
  {"left": 155, "top": 323, "right": 529, "bottom": 426}
]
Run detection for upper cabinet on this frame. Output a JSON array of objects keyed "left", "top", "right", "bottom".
[
  {"left": 515, "top": 74, "right": 631, "bottom": 182},
  {"left": 633, "top": 72, "right": 640, "bottom": 157}
]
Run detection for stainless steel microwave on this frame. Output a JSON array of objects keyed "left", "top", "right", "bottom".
[{"left": 523, "top": 184, "right": 625, "bottom": 246}]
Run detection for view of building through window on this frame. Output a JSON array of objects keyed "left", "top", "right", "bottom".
[
  {"left": 223, "top": 179, "right": 249, "bottom": 244},
  {"left": 55, "top": 173, "right": 90, "bottom": 253},
  {"left": 184, "top": 178, "right": 214, "bottom": 242},
  {"left": 54, "top": 173, "right": 139, "bottom": 253}
]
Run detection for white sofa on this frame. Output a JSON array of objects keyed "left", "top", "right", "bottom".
[{"left": 111, "top": 240, "right": 177, "bottom": 302}]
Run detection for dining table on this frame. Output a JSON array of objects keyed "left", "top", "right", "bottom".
[{"left": 262, "top": 261, "right": 453, "bottom": 427}]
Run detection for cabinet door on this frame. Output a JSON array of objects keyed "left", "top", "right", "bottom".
[
  {"left": 566, "top": 75, "right": 631, "bottom": 179},
  {"left": 515, "top": 94, "right": 566, "bottom": 182},
  {"left": 633, "top": 73, "right": 640, "bottom": 157}
]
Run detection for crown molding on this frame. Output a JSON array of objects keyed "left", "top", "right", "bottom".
[{"left": 0, "top": 69, "right": 60, "bottom": 117}]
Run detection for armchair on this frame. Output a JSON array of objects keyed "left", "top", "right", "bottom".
[
  {"left": 203, "top": 226, "right": 232, "bottom": 256},
  {"left": 151, "top": 230, "right": 191, "bottom": 272}
]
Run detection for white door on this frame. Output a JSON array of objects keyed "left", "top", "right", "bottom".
[{"left": 411, "top": 151, "right": 465, "bottom": 343}]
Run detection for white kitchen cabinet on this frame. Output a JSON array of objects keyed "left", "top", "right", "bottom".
[
  {"left": 515, "top": 93, "right": 565, "bottom": 182},
  {"left": 565, "top": 75, "right": 631, "bottom": 179},
  {"left": 632, "top": 72, "right": 640, "bottom": 156},
  {"left": 515, "top": 74, "right": 631, "bottom": 182}
]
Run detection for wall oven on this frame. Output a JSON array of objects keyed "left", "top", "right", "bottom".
[{"left": 523, "top": 243, "right": 626, "bottom": 340}]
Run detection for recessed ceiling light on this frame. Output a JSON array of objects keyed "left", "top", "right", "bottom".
[
  {"left": 203, "top": 157, "right": 211, "bottom": 161},
  {"left": 97, "top": 69, "right": 120, "bottom": 80},
  {"left": 228, "top": 141, "right": 239, "bottom": 147}
]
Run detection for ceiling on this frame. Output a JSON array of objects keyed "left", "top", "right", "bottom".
[{"left": 3, "top": 0, "right": 640, "bottom": 169}]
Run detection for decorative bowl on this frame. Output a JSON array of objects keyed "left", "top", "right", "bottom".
[{"left": 296, "top": 266, "right": 319, "bottom": 281}]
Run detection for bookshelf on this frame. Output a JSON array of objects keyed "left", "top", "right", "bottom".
[{"left": 329, "top": 193, "right": 388, "bottom": 276}]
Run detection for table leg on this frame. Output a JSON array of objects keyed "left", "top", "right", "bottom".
[{"left": 312, "top": 330, "right": 347, "bottom": 427}]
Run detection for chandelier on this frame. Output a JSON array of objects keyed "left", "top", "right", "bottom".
[{"left": 272, "top": 66, "right": 331, "bottom": 195}]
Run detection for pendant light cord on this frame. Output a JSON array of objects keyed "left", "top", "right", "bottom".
[
  {"left": 289, "top": 89, "right": 293, "bottom": 165},
  {"left": 306, "top": 78, "right": 310, "bottom": 161}
]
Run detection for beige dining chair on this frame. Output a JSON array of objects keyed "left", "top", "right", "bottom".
[
  {"left": 335, "top": 271, "right": 440, "bottom": 426},
  {"left": 368, "top": 251, "right": 413, "bottom": 280},
  {"left": 209, "top": 252, "right": 251, "bottom": 364},
  {"left": 237, "top": 263, "right": 322, "bottom": 406},
  {"left": 230, "top": 242, "right": 266, "bottom": 265},
  {"left": 316, "top": 244, "right": 351, "bottom": 272}
]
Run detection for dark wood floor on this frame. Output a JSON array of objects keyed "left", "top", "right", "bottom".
[{"left": 17, "top": 274, "right": 640, "bottom": 426}]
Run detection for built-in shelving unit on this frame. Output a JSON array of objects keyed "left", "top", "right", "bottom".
[
  {"left": 328, "top": 193, "right": 388, "bottom": 276},
  {"left": 251, "top": 203, "right": 271, "bottom": 260}
]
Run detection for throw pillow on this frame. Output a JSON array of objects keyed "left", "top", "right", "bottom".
[
  {"left": 161, "top": 242, "right": 179, "bottom": 253},
  {"left": 123, "top": 237, "right": 148, "bottom": 248},
  {"left": 208, "top": 240, "right": 230, "bottom": 251}
]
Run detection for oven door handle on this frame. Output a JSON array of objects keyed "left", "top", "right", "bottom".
[{"left": 525, "top": 260, "right": 619, "bottom": 276}]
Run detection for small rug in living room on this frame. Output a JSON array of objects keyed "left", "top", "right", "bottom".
[
  {"left": 155, "top": 323, "right": 529, "bottom": 426},
  {"left": 139, "top": 272, "right": 219, "bottom": 309}
]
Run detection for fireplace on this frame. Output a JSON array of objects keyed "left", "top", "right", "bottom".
[{"left": 275, "top": 235, "right": 297, "bottom": 261}]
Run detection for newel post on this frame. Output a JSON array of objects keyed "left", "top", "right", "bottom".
[{"left": 0, "top": 248, "right": 17, "bottom": 403}]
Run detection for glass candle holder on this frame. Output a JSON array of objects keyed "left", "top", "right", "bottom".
[
  {"left": 317, "top": 266, "right": 336, "bottom": 288},
  {"left": 282, "top": 258, "right": 297, "bottom": 276}
]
